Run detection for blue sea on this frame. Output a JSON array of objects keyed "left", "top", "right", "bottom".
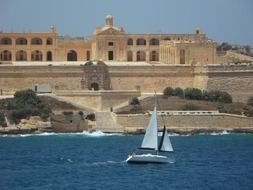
[{"left": 0, "top": 132, "right": 253, "bottom": 190}]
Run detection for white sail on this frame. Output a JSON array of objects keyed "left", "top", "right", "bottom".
[
  {"left": 160, "top": 128, "right": 174, "bottom": 152},
  {"left": 141, "top": 106, "right": 158, "bottom": 150}
]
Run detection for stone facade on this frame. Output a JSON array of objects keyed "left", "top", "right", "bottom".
[{"left": 0, "top": 15, "right": 215, "bottom": 65}]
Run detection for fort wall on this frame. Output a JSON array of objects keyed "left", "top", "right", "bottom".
[
  {"left": 116, "top": 112, "right": 253, "bottom": 133},
  {"left": 0, "top": 63, "right": 252, "bottom": 105}
]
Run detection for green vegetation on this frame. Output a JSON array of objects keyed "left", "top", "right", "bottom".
[
  {"left": 129, "top": 97, "right": 140, "bottom": 105},
  {"left": 7, "top": 89, "right": 51, "bottom": 124},
  {"left": 184, "top": 88, "right": 202, "bottom": 100},
  {"left": 174, "top": 87, "right": 184, "bottom": 98},
  {"left": 163, "top": 87, "right": 174, "bottom": 96},
  {"left": 129, "top": 97, "right": 142, "bottom": 113},
  {"left": 86, "top": 113, "right": 95, "bottom": 121},
  {"left": 0, "top": 112, "right": 7, "bottom": 127},
  {"left": 163, "top": 86, "right": 232, "bottom": 103}
]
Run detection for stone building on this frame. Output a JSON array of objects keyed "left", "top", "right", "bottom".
[{"left": 0, "top": 15, "right": 216, "bottom": 65}]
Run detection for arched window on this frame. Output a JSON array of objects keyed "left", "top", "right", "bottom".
[
  {"left": 67, "top": 50, "right": 77, "bottom": 61},
  {"left": 0, "top": 38, "right": 12, "bottom": 45},
  {"left": 150, "top": 51, "right": 159, "bottom": 61},
  {"left": 180, "top": 49, "right": 185, "bottom": 64},
  {"left": 16, "top": 50, "right": 27, "bottom": 61},
  {"left": 127, "top": 39, "right": 133, "bottom": 45},
  {"left": 136, "top": 38, "right": 146, "bottom": 45},
  {"left": 31, "top": 38, "right": 42, "bottom": 45},
  {"left": 127, "top": 51, "right": 133, "bottom": 61},
  {"left": 150, "top": 38, "right": 159, "bottom": 45},
  {"left": 136, "top": 51, "right": 146, "bottom": 61},
  {"left": 16, "top": 38, "right": 27, "bottom": 45},
  {"left": 0, "top": 50, "right": 12, "bottom": 61},
  {"left": 46, "top": 38, "right": 53, "bottom": 45},
  {"left": 47, "top": 51, "right": 52, "bottom": 61},
  {"left": 31, "top": 50, "right": 43, "bottom": 61}
]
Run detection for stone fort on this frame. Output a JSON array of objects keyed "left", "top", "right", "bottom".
[{"left": 0, "top": 15, "right": 253, "bottom": 110}]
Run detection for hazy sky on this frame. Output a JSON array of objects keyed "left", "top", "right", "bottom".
[{"left": 1, "top": 0, "right": 252, "bottom": 45}]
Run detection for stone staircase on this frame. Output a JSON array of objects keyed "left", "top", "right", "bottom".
[{"left": 95, "top": 111, "right": 124, "bottom": 133}]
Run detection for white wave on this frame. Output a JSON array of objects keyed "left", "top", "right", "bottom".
[
  {"left": 210, "top": 130, "right": 230, "bottom": 136},
  {"left": 0, "top": 130, "right": 123, "bottom": 138},
  {"left": 77, "top": 130, "right": 123, "bottom": 137}
]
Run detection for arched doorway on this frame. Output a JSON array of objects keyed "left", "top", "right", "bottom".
[
  {"left": 90, "top": 83, "right": 99, "bottom": 91},
  {"left": 67, "top": 50, "right": 77, "bottom": 61},
  {"left": 47, "top": 51, "right": 52, "bottom": 61}
]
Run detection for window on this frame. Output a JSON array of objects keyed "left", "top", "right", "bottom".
[
  {"left": 0, "top": 38, "right": 12, "bottom": 45},
  {"left": 31, "top": 38, "right": 42, "bottom": 45},
  {"left": 136, "top": 38, "right": 146, "bottom": 45},
  {"left": 180, "top": 49, "right": 185, "bottom": 64},
  {"left": 86, "top": 51, "right": 90, "bottom": 61},
  {"left": 136, "top": 51, "right": 146, "bottom": 61},
  {"left": 67, "top": 50, "right": 77, "bottom": 61},
  {"left": 16, "top": 50, "right": 27, "bottom": 61},
  {"left": 31, "top": 50, "right": 43, "bottom": 61},
  {"left": 108, "top": 42, "right": 113, "bottom": 46},
  {"left": 150, "top": 39, "right": 159, "bottom": 45},
  {"left": 150, "top": 51, "right": 159, "bottom": 61},
  {"left": 108, "top": 51, "right": 113, "bottom": 60},
  {"left": 16, "top": 38, "right": 27, "bottom": 45},
  {"left": 0, "top": 50, "right": 12, "bottom": 61},
  {"left": 47, "top": 51, "right": 52, "bottom": 61},
  {"left": 127, "top": 39, "right": 133, "bottom": 45},
  {"left": 46, "top": 38, "right": 53, "bottom": 45}
]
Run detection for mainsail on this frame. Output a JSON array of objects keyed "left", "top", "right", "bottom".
[{"left": 140, "top": 106, "right": 158, "bottom": 150}]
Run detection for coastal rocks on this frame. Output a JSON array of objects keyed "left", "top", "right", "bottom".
[{"left": 0, "top": 116, "right": 52, "bottom": 135}]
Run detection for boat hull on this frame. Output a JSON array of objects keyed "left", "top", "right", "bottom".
[{"left": 126, "top": 154, "right": 170, "bottom": 164}]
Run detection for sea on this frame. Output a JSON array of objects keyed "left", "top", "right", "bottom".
[{"left": 0, "top": 131, "right": 253, "bottom": 190}]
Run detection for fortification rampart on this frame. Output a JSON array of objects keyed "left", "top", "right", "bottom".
[
  {"left": 116, "top": 112, "right": 253, "bottom": 133},
  {"left": 0, "top": 63, "right": 252, "bottom": 104}
]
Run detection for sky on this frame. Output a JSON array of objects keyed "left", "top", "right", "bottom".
[{"left": 0, "top": 0, "right": 252, "bottom": 45}]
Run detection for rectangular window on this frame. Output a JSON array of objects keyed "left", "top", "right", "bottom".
[{"left": 108, "top": 42, "right": 114, "bottom": 46}]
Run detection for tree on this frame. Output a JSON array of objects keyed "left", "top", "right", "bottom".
[
  {"left": 174, "top": 87, "right": 184, "bottom": 98},
  {"left": 163, "top": 87, "right": 174, "bottom": 97},
  {"left": 184, "top": 88, "right": 202, "bottom": 100},
  {"left": 247, "top": 96, "right": 253, "bottom": 106},
  {"left": 129, "top": 97, "right": 140, "bottom": 105},
  {"left": 7, "top": 89, "right": 52, "bottom": 124}
]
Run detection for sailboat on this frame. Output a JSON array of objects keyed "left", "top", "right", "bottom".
[{"left": 126, "top": 106, "right": 174, "bottom": 164}]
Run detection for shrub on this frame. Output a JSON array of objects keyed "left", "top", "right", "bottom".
[
  {"left": 0, "top": 112, "right": 7, "bottom": 127},
  {"left": 86, "top": 113, "right": 95, "bottom": 121},
  {"left": 129, "top": 97, "right": 140, "bottom": 105},
  {"left": 181, "top": 103, "right": 199, "bottom": 110},
  {"left": 174, "top": 87, "right": 184, "bottom": 98},
  {"left": 204, "top": 90, "right": 232, "bottom": 103},
  {"left": 247, "top": 96, "right": 253, "bottom": 106},
  {"left": 7, "top": 89, "right": 52, "bottom": 124},
  {"left": 184, "top": 88, "right": 202, "bottom": 100},
  {"left": 163, "top": 87, "right": 174, "bottom": 97}
]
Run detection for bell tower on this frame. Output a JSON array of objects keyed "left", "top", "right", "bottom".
[{"left": 105, "top": 14, "right": 113, "bottom": 27}]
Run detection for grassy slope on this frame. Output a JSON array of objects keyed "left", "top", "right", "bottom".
[{"left": 115, "top": 95, "right": 248, "bottom": 114}]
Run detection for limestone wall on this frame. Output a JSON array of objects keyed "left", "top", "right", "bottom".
[
  {"left": 207, "top": 64, "right": 253, "bottom": 102},
  {"left": 116, "top": 113, "right": 253, "bottom": 133}
]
